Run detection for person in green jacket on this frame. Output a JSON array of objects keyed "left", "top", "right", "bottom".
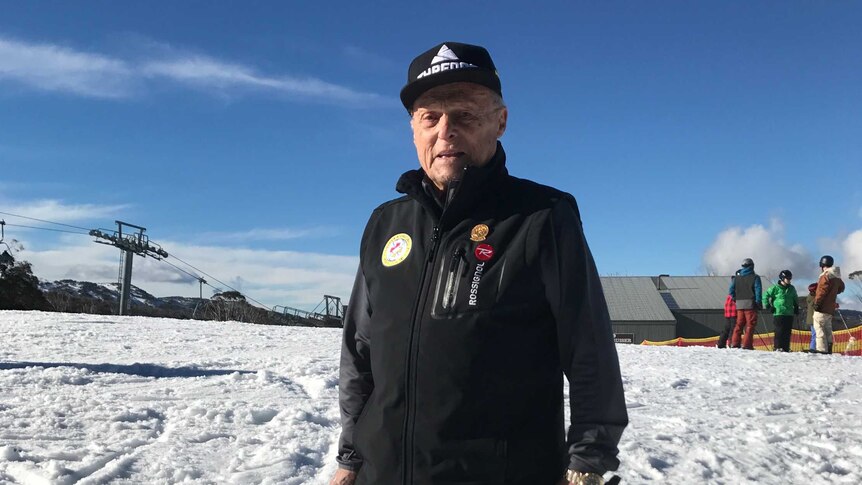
[{"left": 763, "top": 270, "right": 800, "bottom": 352}]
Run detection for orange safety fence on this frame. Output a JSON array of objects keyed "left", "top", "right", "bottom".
[{"left": 642, "top": 326, "right": 862, "bottom": 356}]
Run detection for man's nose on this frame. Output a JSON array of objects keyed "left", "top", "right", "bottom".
[{"left": 437, "top": 114, "right": 457, "bottom": 140}]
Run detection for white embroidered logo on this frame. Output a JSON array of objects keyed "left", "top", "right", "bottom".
[
  {"left": 431, "top": 45, "right": 460, "bottom": 64},
  {"left": 417, "top": 44, "right": 477, "bottom": 80},
  {"left": 468, "top": 262, "right": 486, "bottom": 306}
]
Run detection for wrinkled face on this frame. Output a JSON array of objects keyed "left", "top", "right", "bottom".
[{"left": 410, "top": 83, "right": 507, "bottom": 191}]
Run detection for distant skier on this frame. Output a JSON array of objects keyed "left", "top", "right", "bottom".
[
  {"left": 763, "top": 270, "right": 799, "bottom": 352},
  {"left": 806, "top": 282, "right": 818, "bottom": 351},
  {"left": 717, "top": 272, "right": 739, "bottom": 348},
  {"left": 729, "top": 258, "right": 762, "bottom": 349},
  {"left": 812, "top": 255, "right": 845, "bottom": 354}
]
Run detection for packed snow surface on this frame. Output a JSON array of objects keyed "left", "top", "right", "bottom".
[{"left": 1, "top": 311, "right": 861, "bottom": 484}]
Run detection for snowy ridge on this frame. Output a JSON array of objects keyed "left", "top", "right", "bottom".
[
  {"left": 38, "top": 280, "right": 202, "bottom": 317},
  {"left": 1, "top": 311, "right": 861, "bottom": 484}
]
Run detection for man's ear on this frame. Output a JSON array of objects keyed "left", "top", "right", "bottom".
[{"left": 496, "top": 107, "right": 508, "bottom": 137}]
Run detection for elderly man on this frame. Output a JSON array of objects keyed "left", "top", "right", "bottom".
[{"left": 330, "top": 42, "right": 628, "bottom": 485}]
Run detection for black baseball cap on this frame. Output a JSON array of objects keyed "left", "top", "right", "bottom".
[{"left": 400, "top": 42, "right": 502, "bottom": 111}]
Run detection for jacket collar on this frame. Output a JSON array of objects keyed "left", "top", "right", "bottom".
[
  {"left": 821, "top": 266, "right": 841, "bottom": 279},
  {"left": 396, "top": 142, "right": 509, "bottom": 224}
]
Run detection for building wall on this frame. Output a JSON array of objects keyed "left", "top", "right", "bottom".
[
  {"left": 610, "top": 321, "right": 676, "bottom": 344},
  {"left": 620, "top": 311, "right": 814, "bottom": 341},
  {"left": 674, "top": 311, "right": 726, "bottom": 338},
  {"left": 673, "top": 310, "right": 806, "bottom": 338}
]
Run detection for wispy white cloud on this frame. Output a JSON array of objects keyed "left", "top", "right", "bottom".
[
  {"left": 839, "top": 230, "right": 862, "bottom": 310},
  {"left": 0, "top": 37, "right": 134, "bottom": 98},
  {"left": 703, "top": 219, "right": 862, "bottom": 310},
  {"left": 200, "top": 226, "right": 339, "bottom": 243},
  {"left": 702, "top": 218, "right": 814, "bottom": 283},
  {"left": 142, "top": 56, "right": 386, "bottom": 105},
  {"left": 1, "top": 199, "right": 129, "bottom": 226},
  {"left": 342, "top": 45, "right": 397, "bottom": 71},
  {"left": 19, "top": 236, "right": 357, "bottom": 310},
  {"left": 1, "top": 196, "right": 354, "bottom": 308},
  {"left": 0, "top": 35, "right": 386, "bottom": 105},
  {"left": 842, "top": 230, "right": 862, "bottom": 279}
]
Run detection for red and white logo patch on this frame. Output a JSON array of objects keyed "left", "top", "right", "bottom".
[{"left": 474, "top": 244, "right": 494, "bottom": 262}]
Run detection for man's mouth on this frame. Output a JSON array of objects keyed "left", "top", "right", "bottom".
[{"left": 435, "top": 150, "right": 464, "bottom": 160}]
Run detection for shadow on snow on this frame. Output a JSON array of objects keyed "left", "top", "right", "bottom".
[{"left": 0, "top": 361, "right": 254, "bottom": 378}]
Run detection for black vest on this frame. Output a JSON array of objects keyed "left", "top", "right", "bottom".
[{"left": 735, "top": 274, "right": 755, "bottom": 300}]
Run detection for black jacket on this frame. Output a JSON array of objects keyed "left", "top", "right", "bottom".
[{"left": 337, "top": 144, "right": 628, "bottom": 484}]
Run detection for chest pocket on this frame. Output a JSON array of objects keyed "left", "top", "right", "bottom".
[{"left": 430, "top": 240, "right": 504, "bottom": 318}]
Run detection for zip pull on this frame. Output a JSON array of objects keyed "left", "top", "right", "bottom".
[
  {"left": 427, "top": 225, "right": 441, "bottom": 262},
  {"left": 442, "top": 247, "right": 466, "bottom": 310},
  {"left": 443, "top": 179, "right": 461, "bottom": 212},
  {"left": 449, "top": 247, "right": 465, "bottom": 270}
]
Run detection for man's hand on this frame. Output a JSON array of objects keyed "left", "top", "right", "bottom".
[{"left": 329, "top": 468, "right": 357, "bottom": 485}]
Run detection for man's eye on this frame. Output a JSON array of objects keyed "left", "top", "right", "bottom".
[
  {"left": 456, "top": 112, "right": 479, "bottom": 124},
  {"left": 420, "top": 114, "right": 440, "bottom": 125}
]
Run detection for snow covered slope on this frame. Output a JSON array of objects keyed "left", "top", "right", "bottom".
[{"left": 1, "top": 311, "right": 860, "bottom": 484}]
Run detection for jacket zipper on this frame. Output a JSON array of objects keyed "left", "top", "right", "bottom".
[
  {"left": 403, "top": 178, "right": 463, "bottom": 484},
  {"left": 402, "top": 223, "right": 440, "bottom": 484},
  {"left": 402, "top": 177, "right": 466, "bottom": 485}
]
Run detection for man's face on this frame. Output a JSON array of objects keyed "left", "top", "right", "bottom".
[{"left": 410, "top": 83, "right": 507, "bottom": 191}]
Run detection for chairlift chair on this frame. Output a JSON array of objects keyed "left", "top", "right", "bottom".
[{"left": 0, "top": 220, "right": 15, "bottom": 265}]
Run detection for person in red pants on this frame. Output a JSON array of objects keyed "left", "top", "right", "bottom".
[
  {"left": 718, "top": 271, "right": 740, "bottom": 348},
  {"left": 729, "top": 258, "right": 763, "bottom": 349}
]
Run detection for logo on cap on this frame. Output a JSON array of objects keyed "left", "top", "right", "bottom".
[
  {"left": 382, "top": 233, "right": 412, "bottom": 267},
  {"left": 417, "top": 44, "right": 477, "bottom": 80}
]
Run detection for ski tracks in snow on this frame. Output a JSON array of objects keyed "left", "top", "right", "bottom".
[
  {"left": 0, "top": 312, "right": 345, "bottom": 484},
  {"left": 617, "top": 345, "right": 862, "bottom": 484}
]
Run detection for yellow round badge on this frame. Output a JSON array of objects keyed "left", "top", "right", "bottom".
[{"left": 381, "top": 233, "right": 412, "bottom": 267}]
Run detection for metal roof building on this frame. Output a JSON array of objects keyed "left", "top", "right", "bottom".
[
  {"left": 600, "top": 277, "right": 676, "bottom": 343},
  {"left": 601, "top": 275, "right": 786, "bottom": 344},
  {"left": 656, "top": 276, "right": 732, "bottom": 310}
]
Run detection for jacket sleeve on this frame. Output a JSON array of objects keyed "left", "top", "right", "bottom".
[
  {"left": 336, "top": 265, "right": 374, "bottom": 471},
  {"left": 754, "top": 276, "right": 762, "bottom": 304},
  {"left": 536, "top": 195, "right": 628, "bottom": 474},
  {"left": 762, "top": 285, "right": 773, "bottom": 308},
  {"left": 729, "top": 278, "right": 736, "bottom": 298},
  {"left": 814, "top": 275, "right": 829, "bottom": 309}
]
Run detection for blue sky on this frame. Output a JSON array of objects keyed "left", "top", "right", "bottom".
[{"left": 1, "top": 1, "right": 861, "bottom": 309}]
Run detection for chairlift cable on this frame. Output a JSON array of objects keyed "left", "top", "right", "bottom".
[
  {"left": 0, "top": 210, "right": 94, "bottom": 232},
  {"left": 0, "top": 209, "right": 272, "bottom": 310},
  {"left": 2, "top": 222, "right": 91, "bottom": 236},
  {"left": 163, "top": 252, "right": 271, "bottom": 309},
  {"left": 157, "top": 258, "right": 210, "bottom": 287}
]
